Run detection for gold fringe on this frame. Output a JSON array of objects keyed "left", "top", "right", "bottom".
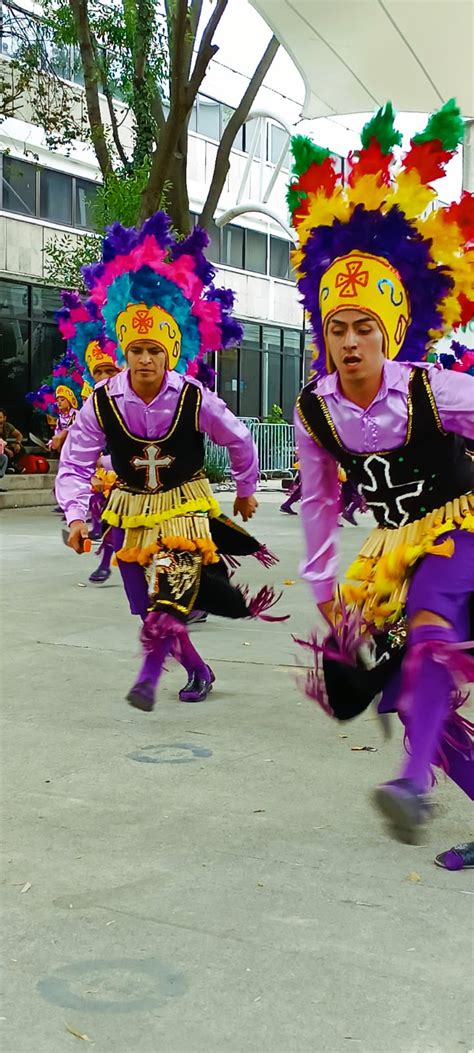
[
  {"left": 343, "top": 492, "right": 474, "bottom": 627},
  {"left": 102, "top": 476, "right": 221, "bottom": 530}
]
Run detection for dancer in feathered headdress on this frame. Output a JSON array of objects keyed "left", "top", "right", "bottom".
[
  {"left": 27, "top": 350, "right": 84, "bottom": 448},
  {"left": 56, "top": 212, "right": 283, "bottom": 711},
  {"left": 289, "top": 99, "right": 474, "bottom": 841}
]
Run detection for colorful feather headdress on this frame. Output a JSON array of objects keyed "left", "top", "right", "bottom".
[
  {"left": 80, "top": 211, "right": 243, "bottom": 374},
  {"left": 55, "top": 290, "right": 119, "bottom": 397},
  {"left": 26, "top": 351, "right": 84, "bottom": 417},
  {"left": 288, "top": 99, "right": 474, "bottom": 375}
]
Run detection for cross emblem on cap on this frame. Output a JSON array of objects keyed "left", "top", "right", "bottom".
[{"left": 131, "top": 443, "right": 175, "bottom": 491}]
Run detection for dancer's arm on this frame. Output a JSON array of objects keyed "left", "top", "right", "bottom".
[
  {"left": 295, "top": 412, "right": 341, "bottom": 614},
  {"left": 429, "top": 368, "right": 474, "bottom": 440},
  {"left": 198, "top": 388, "right": 259, "bottom": 498},
  {"left": 55, "top": 396, "right": 106, "bottom": 526}
]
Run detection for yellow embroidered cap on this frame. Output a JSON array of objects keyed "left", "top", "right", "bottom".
[
  {"left": 55, "top": 384, "right": 78, "bottom": 409},
  {"left": 320, "top": 251, "right": 411, "bottom": 371},
  {"left": 115, "top": 302, "right": 182, "bottom": 370},
  {"left": 85, "top": 340, "right": 118, "bottom": 378}
]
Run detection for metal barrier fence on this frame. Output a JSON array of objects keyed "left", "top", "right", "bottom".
[{"left": 205, "top": 421, "right": 295, "bottom": 478}]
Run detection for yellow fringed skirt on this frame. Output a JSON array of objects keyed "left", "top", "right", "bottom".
[
  {"left": 102, "top": 476, "right": 221, "bottom": 566},
  {"left": 341, "top": 492, "right": 474, "bottom": 626}
]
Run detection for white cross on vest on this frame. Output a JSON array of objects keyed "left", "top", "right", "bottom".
[{"left": 131, "top": 443, "right": 175, "bottom": 491}]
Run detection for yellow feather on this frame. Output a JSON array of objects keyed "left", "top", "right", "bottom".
[
  {"left": 389, "top": 171, "right": 435, "bottom": 219},
  {"left": 345, "top": 174, "right": 387, "bottom": 212}
]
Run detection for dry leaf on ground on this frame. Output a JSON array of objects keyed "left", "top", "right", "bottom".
[
  {"left": 407, "top": 872, "right": 421, "bottom": 883},
  {"left": 65, "top": 1025, "right": 92, "bottom": 1041},
  {"left": 19, "top": 882, "right": 32, "bottom": 894}
]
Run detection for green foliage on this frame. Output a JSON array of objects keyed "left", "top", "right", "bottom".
[
  {"left": 44, "top": 232, "right": 101, "bottom": 292},
  {"left": 290, "top": 135, "right": 330, "bottom": 177},
  {"left": 412, "top": 98, "right": 464, "bottom": 150},
  {"left": 360, "top": 101, "right": 402, "bottom": 155},
  {"left": 264, "top": 404, "right": 285, "bottom": 424},
  {"left": 204, "top": 451, "right": 227, "bottom": 484}
]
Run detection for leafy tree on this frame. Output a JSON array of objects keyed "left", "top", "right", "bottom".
[{"left": 2, "top": 0, "right": 279, "bottom": 240}]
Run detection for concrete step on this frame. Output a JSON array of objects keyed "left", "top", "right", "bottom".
[
  {"left": 0, "top": 489, "right": 57, "bottom": 510},
  {"left": 1, "top": 473, "right": 56, "bottom": 491}
]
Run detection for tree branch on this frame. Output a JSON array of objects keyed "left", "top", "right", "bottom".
[
  {"left": 100, "top": 58, "right": 130, "bottom": 169},
  {"left": 186, "top": 0, "right": 227, "bottom": 108},
  {"left": 68, "top": 0, "right": 113, "bottom": 178},
  {"left": 199, "top": 34, "right": 279, "bottom": 228}
]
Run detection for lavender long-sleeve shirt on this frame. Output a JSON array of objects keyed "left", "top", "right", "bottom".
[
  {"left": 295, "top": 360, "right": 474, "bottom": 605},
  {"left": 56, "top": 369, "right": 259, "bottom": 524}
]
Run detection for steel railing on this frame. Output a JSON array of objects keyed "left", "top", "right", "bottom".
[{"left": 205, "top": 420, "right": 295, "bottom": 478}]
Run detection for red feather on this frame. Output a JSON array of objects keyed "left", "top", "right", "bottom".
[
  {"left": 348, "top": 140, "right": 391, "bottom": 187},
  {"left": 456, "top": 293, "right": 474, "bottom": 327},
  {"left": 295, "top": 157, "right": 338, "bottom": 197},
  {"left": 403, "top": 139, "right": 452, "bottom": 183},
  {"left": 444, "top": 192, "right": 474, "bottom": 247}
]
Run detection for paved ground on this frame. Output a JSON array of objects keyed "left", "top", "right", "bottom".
[{"left": 1, "top": 497, "right": 472, "bottom": 1053}]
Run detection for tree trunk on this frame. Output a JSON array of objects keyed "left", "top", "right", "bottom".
[
  {"left": 199, "top": 35, "right": 279, "bottom": 229},
  {"left": 69, "top": 0, "right": 113, "bottom": 179},
  {"left": 166, "top": 124, "right": 191, "bottom": 234}
]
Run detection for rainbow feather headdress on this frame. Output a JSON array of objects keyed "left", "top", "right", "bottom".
[
  {"left": 55, "top": 290, "right": 119, "bottom": 397},
  {"left": 26, "top": 350, "right": 84, "bottom": 417},
  {"left": 288, "top": 99, "right": 474, "bottom": 375},
  {"left": 80, "top": 211, "right": 243, "bottom": 374}
]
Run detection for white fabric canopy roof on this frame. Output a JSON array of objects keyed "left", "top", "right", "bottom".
[{"left": 250, "top": 0, "right": 474, "bottom": 119}]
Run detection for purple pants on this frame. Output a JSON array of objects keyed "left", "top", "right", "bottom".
[
  {"left": 379, "top": 529, "right": 474, "bottom": 795},
  {"left": 110, "top": 527, "right": 149, "bottom": 619}
]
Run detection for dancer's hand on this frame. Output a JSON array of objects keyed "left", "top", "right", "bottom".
[
  {"left": 68, "top": 520, "right": 90, "bottom": 553},
  {"left": 233, "top": 495, "right": 258, "bottom": 522}
]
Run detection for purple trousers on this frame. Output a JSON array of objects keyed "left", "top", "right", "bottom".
[
  {"left": 379, "top": 529, "right": 474, "bottom": 796},
  {"left": 110, "top": 527, "right": 150, "bottom": 619}
]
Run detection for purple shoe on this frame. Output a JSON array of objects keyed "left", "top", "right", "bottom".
[
  {"left": 434, "top": 842, "right": 474, "bottom": 870},
  {"left": 89, "top": 567, "right": 112, "bottom": 584},
  {"left": 372, "top": 778, "right": 431, "bottom": 844},
  {"left": 280, "top": 506, "right": 297, "bottom": 515},
  {"left": 126, "top": 679, "right": 155, "bottom": 712},
  {"left": 179, "top": 666, "right": 215, "bottom": 703}
]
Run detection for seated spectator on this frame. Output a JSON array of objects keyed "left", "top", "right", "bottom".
[
  {"left": 0, "top": 409, "right": 23, "bottom": 472},
  {"left": 0, "top": 437, "right": 8, "bottom": 490}
]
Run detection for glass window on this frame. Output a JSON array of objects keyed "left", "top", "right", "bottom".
[
  {"left": 31, "top": 285, "right": 61, "bottom": 319},
  {"left": 222, "top": 224, "right": 244, "bottom": 269},
  {"left": 188, "top": 100, "right": 197, "bottom": 132},
  {"left": 31, "top": 322, "right": 64, "bottom": 390},
  {"left": 197, "top": 96, "right": 220, "bottom": 140},
  {"left": 282, "top": 329, "right": 302, "bottom": 421},
  {"left": 269, "top": 236, "right": 290, "bottom": 279},
  {"left": 221, "top": 105, "right": 244, "bottom": 151},
  {"left": 0, "top": 317, "right": 29, "bottom": 431},
  {"left": 218, "top": 346, "right": 239, "bottom": 414},
  {"left": 206, "top": 218, "right": 221, "bottom": 263},
  {"left": 268, "top": 124, "right": 289, "bottom": 167},
  {"left": 239, "top": 322, "right": 261, "bottom": 418},
  {"left": 40, "top": 168, "right": 72, "bottom": 225},
  {"left": 245, "top": 230, "right": 267, "bottom": 274},
  {"left": 0, "top": 280, "right": 29, "bottom": 317},
  {"left": 75, "top": 178, "right": 98, "bottom": 229},
  {"left": 2, "top": 156, "right": 37, "bottom": 216},
  {"left": 244, "top": 118, "right": 260, "bottom": 155},
  {"left": 262, "top": 325, "right": 282, "bottom": 414}
]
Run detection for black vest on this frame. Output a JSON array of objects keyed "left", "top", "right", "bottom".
[
  {"left": 297, "top": 367, "right": 474, "bottom": 529},
  {"left": 94, "top": 381, "right": 205, "bottom": 494}
]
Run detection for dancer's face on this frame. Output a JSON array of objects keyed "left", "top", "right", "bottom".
[
  {"left": 56, "top": 396, "right": 71, "bottom": 413},
  {"left": 126, "top": 340, "right": 167, "bottom": 389},
  {"left": 325, "top": 310, "right": 385, "bottom": 383},
  {"left": 92, "top": 364, "right": 120, "bottom": 382}
]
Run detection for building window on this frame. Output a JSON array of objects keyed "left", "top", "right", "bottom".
[
  {"left": 196, "top": 95, "right": 221, "bottom": 141},
  {"left": 245, "top": 229, "right": 267, "bottom": 275},
  {"left": 0, "top": 278, "right": 62, "bottom": 431},
  {"left": 282, "top": 329, "right": 302, "bottom": 421},
  {"left": 244, "top": 117, "right": 261, "bottom": 154},
  {"left": 2, "top": 156, "right": 37, "bottom": 216},
  {"left": 269, "top": 236, "right": 290, "bottom": 279},
  {"left": 222, "top": 224, "right": 244, "bottom": 269},
  {"left": 221, "top": 104, "right": 244, "bottom": 152},
  {"left": 206, "top": 218, "right": 221, "bottom": 263},
  {"left": 268, "top": 123, "right": 289, "bottom": 168},
  {"left": 239, "top": 322, "right": 261, "bottom": 418},
  {"left": 40, "top": 168, "right": 72, "bottom": 225},
  {"left": 218, "top": 346, "right": 239, "bottom": 415},
  {"left": 75, "top": 178, "right": 98, "bottom": 229},
  {"left": 262, "top": 325, "right": 282, "bottom": 416}
]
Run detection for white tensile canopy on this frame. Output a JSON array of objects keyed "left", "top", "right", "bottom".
[{"left": 250, "top": 0, "right": 474, "bottom": 119}]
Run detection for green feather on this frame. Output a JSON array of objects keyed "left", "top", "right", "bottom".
[
  {"left": 360, "top": 102, "right": 402, "bottom": 154},
  {"left": 412, "top": 98, "right": 464, "bottom": 150},
  {"left": 286, "top": 185, "right": 306, "bottom": 215},
  {"left": 290, "top": 135, "right": 330, "bottom": 177}
]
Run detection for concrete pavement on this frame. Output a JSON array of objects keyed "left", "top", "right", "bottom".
[{"left": 1, "top": 497, "right": 472, "bottom": 1053}]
